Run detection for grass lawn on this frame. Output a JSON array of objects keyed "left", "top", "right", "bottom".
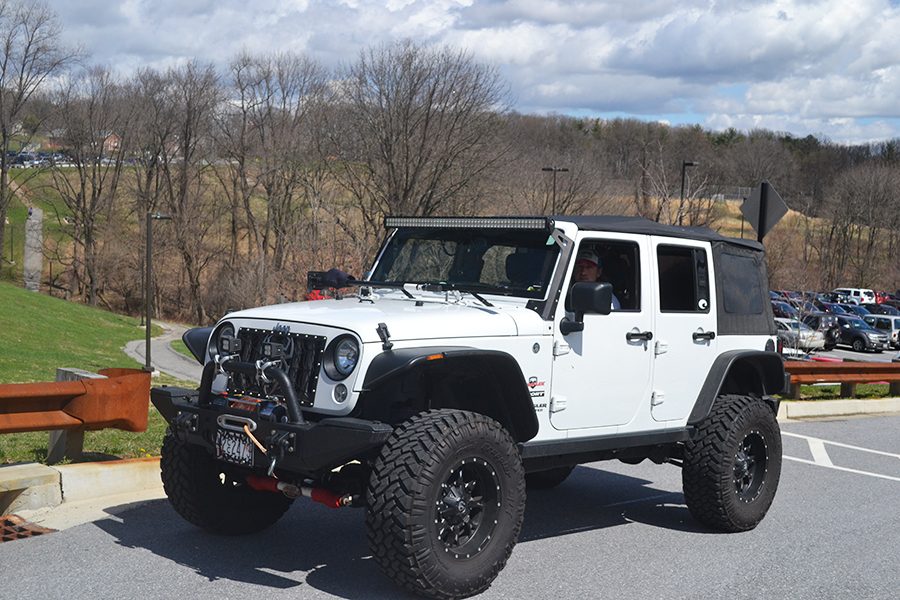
[
  {"left": 0, "top": 281, "right": 179, "bottom": 464},
  {"left": 170, "top": 338, "right": 196, "bottom": 359},
  {"left": 790, "top": 383, "right": 894, "bottom": 401}
]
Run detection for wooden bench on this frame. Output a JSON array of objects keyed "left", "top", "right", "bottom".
[
  {"left": 783, "top": 361, "right": 900, "bottom": 399},
  {"left": 0, "top": 368, "right": 150, "bottom": 463}
]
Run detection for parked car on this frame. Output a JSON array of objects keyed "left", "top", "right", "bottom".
[
  {"left": 802, "top": 312, "right": 840, "bottom": 351},
  {"left": 861, "top": 303, "right": 900, "bottom": 316},
  {"left": 771, "top": 300, "right": 799, "bottom": 319},
  {"left": 863, "top": 315, "right": 900, "bottom": 349},
  {"left": 839, "top": 303, "right": 871, "bottom": 318},
  {"left": 774, "top": 318, "right": 825, "bottom": 351},
  {"left": 836, "top": 315, "right": 891, "bottom": 352},
  {"left": 833, "top": 287, "right": 876, "bottom": 305},
  {"left": 820, "top": 302, "right": 848, "bottom": 314}
]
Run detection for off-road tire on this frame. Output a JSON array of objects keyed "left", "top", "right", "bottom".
[
  {"left": 852, "top": 338, "right": 865, "bottom": 352},
  {"left": 682, "top": 395, "right": 781, "bottom": 532},
  {"left": 160, "top": 429, "right": 293, "bottom": 535},
  {"left": 525, "top": 466, "right": 574, "bottom": 490},
  {"left": 366, "top": 409, "right": 525, "bottom": 600}
]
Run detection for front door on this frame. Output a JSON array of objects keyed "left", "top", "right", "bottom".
[
  {"left": 549, "top": 233, "right": 654, "bottom": 431},
  {"left": 649, "top": 238, "right": 718, "bottom": 422}
]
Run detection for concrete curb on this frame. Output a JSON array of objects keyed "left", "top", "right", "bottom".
[
  {"left": 1, "top": 457, "right": 162, "bottom": 515},
  {"left": 55, "top": 457, "right": 162, "bottom": 503},
  {"left": 777, "top": 397, "right": 900, "bottom": 420}
]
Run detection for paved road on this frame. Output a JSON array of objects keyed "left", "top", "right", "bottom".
[
  {"left": 2, "top": 415, "right": 897, "bottom": 599},
  {"left": 123, "top": 322, "right": 202, "bottom": 383}
]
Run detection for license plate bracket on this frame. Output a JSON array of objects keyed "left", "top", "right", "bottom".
[{"left": 216, "top": 429, "right": 254, "bottom": 467}]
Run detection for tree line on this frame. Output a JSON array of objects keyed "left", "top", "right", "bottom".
[{"left": 0, "top": 1, "right": 898, "bottom": 324}]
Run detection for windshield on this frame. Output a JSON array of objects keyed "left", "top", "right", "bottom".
[
  {"left": 370, "top": 228, "right": 560, "bottom": 299},
  {"left": 841, "top": 317, "right": 872, "bottom": 330}
]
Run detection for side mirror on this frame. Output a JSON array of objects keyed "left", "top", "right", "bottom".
[
  {"left": 560, "top": 282, "right": 613, "bottom": 336},
  {"left": 571, "top": 281, "right": 613, "bottom": 316}
]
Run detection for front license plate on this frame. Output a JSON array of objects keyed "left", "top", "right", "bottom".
[{"left": 216, "top": 429, "right": 254, "bottom": 466}]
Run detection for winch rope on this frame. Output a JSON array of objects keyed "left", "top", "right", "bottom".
[{"left": 244, "top": 424, "right": 268, "bottom": 454}]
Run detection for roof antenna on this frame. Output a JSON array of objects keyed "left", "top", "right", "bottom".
[{"left": 376, "top": 323, "right": 393, "bottom": 351}]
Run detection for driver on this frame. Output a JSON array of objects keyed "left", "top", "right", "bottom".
[{"left": 572, "top": 248, "right": 620, "bottom": 310}]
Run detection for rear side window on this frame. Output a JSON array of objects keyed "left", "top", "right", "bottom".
[
  {"left": 657, "top": 245, "right": 710, "bottom": 312},
  {"left": 718, "top": 253, "right": 764, "bottom": 315}
]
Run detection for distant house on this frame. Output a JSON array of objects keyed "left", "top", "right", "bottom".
[{"left": 102, "top": 132, "right": 121, "bottom": 155}]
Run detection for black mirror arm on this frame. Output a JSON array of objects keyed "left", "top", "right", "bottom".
[{"left": 560, "top": 315, "right": 584, "bottom": 336}]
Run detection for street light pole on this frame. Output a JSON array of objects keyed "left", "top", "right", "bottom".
[
  {"left": 145, "top": 211, "right": 172, "bottom": 373},
  {"left": 679, "top": 160, "right": 699, "bottom": 226},
  {"left": 541, "top": 166, "right": 569, "bottom": 214}
]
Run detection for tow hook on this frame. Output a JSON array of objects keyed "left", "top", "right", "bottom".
[{"left": 245, "top": 475, "right": 356, "bottom": 508}]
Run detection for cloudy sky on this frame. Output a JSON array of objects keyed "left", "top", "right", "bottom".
[{"left": 47, "top": 0, "right": 900, "bottom": 144}]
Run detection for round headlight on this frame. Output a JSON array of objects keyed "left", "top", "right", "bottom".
[
  {"left": 208, "top": 322, "right": 235, "bottom": 359},
  {"left": 324, "top": 335, "right": 359, "bottom": 380}
]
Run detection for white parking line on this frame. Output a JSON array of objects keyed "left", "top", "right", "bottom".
[
  {"left": 782, "top": 430, "right": 900, "bottom": 482},
  {"left": 784, "top": 456, "right": 900, "bottom": 482},
  {"left": 807, "top": 438, "right": 834, "bottom": 466},
  {"left": 782, "top": 431, "right": 900, "bottom": 459}
]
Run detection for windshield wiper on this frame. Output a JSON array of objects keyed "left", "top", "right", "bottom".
[{"left": 419, "top": 283, "right": 495, "bottom": 307}]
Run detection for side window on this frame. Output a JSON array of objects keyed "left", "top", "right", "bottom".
[
  {"left": 657, "top": 245, "right": 710, "bottom": 313},
  {"left": 878, "top": 318, "right": 890, "bottom": 330},
  {"left": 570, "top": 239, "right": 641, "bottom": 311}
]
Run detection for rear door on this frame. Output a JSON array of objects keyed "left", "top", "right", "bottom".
[{"left": 650, "top": 238, "right": 717, "bottom": 423}]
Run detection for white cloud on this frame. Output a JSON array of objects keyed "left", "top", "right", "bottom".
[{"left": 44, "top": 0, "right": 900, "bottom": 142}]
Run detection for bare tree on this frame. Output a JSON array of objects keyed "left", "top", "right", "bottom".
[
  {"left": 328, "top": 40, "right": 509, "bottom": 256},
  {"left": 0, "top": 1, "right": 74, "bottom": 260},
  {"left": 45, "top": 66, "right": 133, "bottom": 305},
  {"left": 155, "top": 62, "right": 223, "bottom": 324}
]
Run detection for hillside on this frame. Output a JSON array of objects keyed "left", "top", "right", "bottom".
[{"left": 0, "top": 281, "right": 156, "bottom": 384}]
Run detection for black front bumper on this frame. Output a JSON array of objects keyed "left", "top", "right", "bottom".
[{"left": 151, "top": 386, "right": 393, "bottom": 475}]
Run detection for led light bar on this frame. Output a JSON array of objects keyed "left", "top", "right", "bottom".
[{"left": 384, "top": 216, "right": 553, "bottom": 230}]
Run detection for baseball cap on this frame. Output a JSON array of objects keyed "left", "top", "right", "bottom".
[{"left": 575, "top": 249, "right": 601, "bottom": 267}]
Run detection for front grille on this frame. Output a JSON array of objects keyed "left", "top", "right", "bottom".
[{"left": 227, "top": 327, "right": 326, "bottom": 406}]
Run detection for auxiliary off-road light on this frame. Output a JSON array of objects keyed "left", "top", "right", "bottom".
[
  {"left": 219, "top": 334, "right": 242, "bottom": 355},
  {"left": 384, "top": 216, "right": 552, "bottom": 230},
  {"left": 209, "top": 322, "right": 236, "bottom": 359},
  {"left": 262, "top": 341, "right": 284, "bottom": 359}
]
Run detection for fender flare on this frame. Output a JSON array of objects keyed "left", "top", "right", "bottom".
[
  {"left": 361, "top": 347, "right": 539, "bottom": 442},
  {"left": 182, "top": 326, "right": 213, "bottom": 364},
  {"left": 688, "top": 350, "right": 786, "bottom": 424}
]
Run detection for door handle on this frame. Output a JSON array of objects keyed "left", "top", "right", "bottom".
[
  {"left": 626, "top": 330, "right": 653, "bottom": 342},
  {"left": 692, "top": 331, "right": 716, "bottom": 341}
]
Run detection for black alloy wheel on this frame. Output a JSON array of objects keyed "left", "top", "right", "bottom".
[
  {"left": 436, "top": 459, "right": 501, "bottom": 559},
  {"left": 733, "top": 430, "right": 767, "bottom": 503}
]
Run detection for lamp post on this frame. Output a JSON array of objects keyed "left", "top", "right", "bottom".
[
  {"left": 541, "top": 166, "right": 569, "bottom": 214},
  {"left": 145, "top": 211, "right": 172, "bottom": 373},
  {"left": 678, "top": 160, "right": 699, "bottom": 226}
]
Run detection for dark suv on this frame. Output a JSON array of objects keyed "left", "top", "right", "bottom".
[{"left": 836, "top": 315, "right": 890, "bottom": 352}]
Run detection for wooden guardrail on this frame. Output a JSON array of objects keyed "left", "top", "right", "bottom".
[
  {"left": 783, "top": 361, "right": 900, "bottom": 399},
  {"left": 0, "top": 368, "right": 150, "bottom": 463}
]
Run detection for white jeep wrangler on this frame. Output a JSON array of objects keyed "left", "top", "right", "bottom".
[{"left": 152, "top": 216, "right": 786, "bottom": 599}]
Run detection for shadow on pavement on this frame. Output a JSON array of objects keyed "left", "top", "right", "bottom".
[{"left": 94, "top": 465, "right": 706, "bottom": 598}]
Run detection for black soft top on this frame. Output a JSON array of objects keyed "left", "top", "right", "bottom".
[{"left": 560, "top": 215, "right": 763, "bottom": 251}]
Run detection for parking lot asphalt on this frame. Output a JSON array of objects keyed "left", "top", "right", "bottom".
[{"left": 1, "top": 414, "right": 897, "bottom": 599}]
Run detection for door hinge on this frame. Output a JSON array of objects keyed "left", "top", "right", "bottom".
[
  {"left": 553, "top": 341, "right": 570, "bottom": 356},
  {"left": 654, "top": 340, "right": 669, "bottom": 356},
  {"left": 550, "top": 395, "right": 567, "bottom": 413},
  {"left": 651, "top": 390, "right": 665, "bottom": 406}
]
